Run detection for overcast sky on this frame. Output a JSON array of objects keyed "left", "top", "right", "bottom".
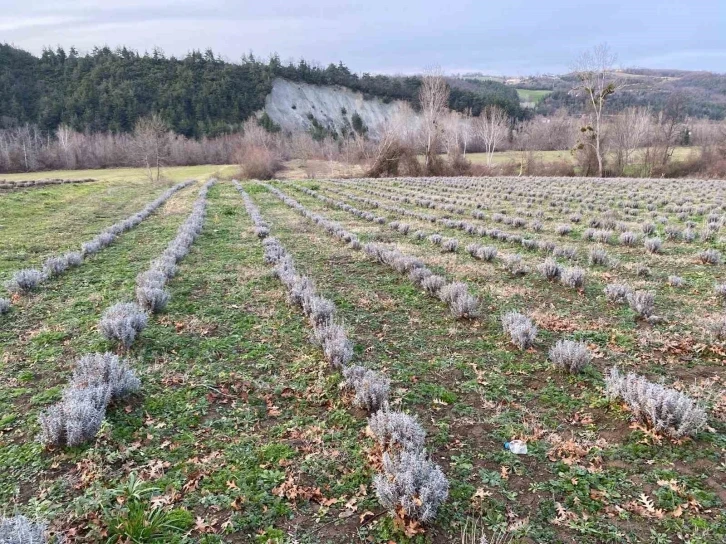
[{"left": 1, "top": 0, "right": 724, "bottom": 74}]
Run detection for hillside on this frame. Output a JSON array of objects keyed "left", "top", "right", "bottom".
[
  {"left": 0, "top": 44, "right": 522, "bottom": 137},
  {"left": 264, "top": 79, "right": 411, "bottom": 139},
  {"left": 516, "top": 69, "right": 726, "bottom": 119}
]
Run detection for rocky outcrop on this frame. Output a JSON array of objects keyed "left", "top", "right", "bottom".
[{"left": 263, "top": 78, "right": 410, "bottom": 139}]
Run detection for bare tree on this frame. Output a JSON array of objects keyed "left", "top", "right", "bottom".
[
  {"left": 474, "top": 106, "right": 509, "bottom": 166},
  {"left": 132, "top": 114, "right": 170, "bottom": 181},
  {"left": 366, "top": 103, "right": 420, "bottom": 177},
  {"left": 442, "top": 111, "right": 462, "bottom": 156},
  {"left": 419, "top": 68, "right": 450, "bottom": 170},
  {"left": 460, "top": 109, "right": 473, "bottom": 157},
  {"left": 653, "top": 93, "right": 687, "bottom": 166},
  {"left": 442, "top": 109, "right": 474, "bottom": 158},
  {"left": 611, "top": 107, "right": 651, "bottom": 175},
  {"left": 571, "top": 44, "right": 623, "bottom": 177},
  {"left": 512, "top": 118, "right": 535, "bottom": 176}
]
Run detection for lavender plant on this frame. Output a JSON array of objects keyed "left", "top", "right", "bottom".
[
  {"left": 644, "top": 237, "right": 662, "bottom": 254},
  {"left": 313, "top": 322, "right": 353, "bottom": 368},
  {"left": 537, "top": 258, "right": 561, "bottom": 281},
  {"left": 604, "top": 368, "right": 707, "bottom": 438},
  {"left": 549, "top": 339, "right": 591, "bottom": 373},
  {"left": 5, "top": 269, "right": 46, "bottom": 294},
  {"left": 697, "top": 249, "right": 721, "bottom": 265},
  {"left": 503, "top": 254, "right": 527, "bottom": 276},
  {"left": 605, "top": 283, "right": 632, "bottom": 303},
  {"left": 560, "top": 267, "right": 585, "bottom": 289},
  {"left": 421, "top": 274, "right": 446, "bottom": 295},
  {"left": 368, "top": 409, "right": 426, "bottom": 453},
  {"left": 71, "top": 352, "right": 140, "bottom": 401},
  {"left": 438, "top": 282, "right": 480, "bottom": 319},
  {"left": 706, "top": 316, "right": 726, "bottom": 341},
  {"left": 38, "top": 385, "right": 110, "bottom": 447},
  {"left": 627, "top": 290, "right": 655, "bottom": 319},
  {"left": 342, "top": 365, "right": 390, "bottom": 412},
  {"left": 98, "top": 302, "right": 148, "bottom": 348},
  {"left": 588, "top": 247, "right": 609, "bottom": 266},
  {"left": 0, "top": 515, "right": 49, "bottom": 543},
  {"left": 374, "top": 450, "right": 449, "bottom": 523},
  {"left": 501, "top": 311, "right": 537, "bottom": 349}
]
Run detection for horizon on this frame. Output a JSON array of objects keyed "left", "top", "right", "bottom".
[
  {"left": 5, "top": 42, "right": 726, "bottom": 79},
  {"left": 2, "top": 0, "right": 725, "bottom": 75}
]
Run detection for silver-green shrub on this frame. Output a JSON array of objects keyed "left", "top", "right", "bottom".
[
  {"left": 441, "top": 238, "right": 459, "bottom": 252},
  {"left": 605, "top": 283, "right": 631, "bottom": 303},
  {"left": 627, "top": 290, "right": 655, "bottom": 318},
  {"left": 374, "top": 450, "right": 449, "bottom": 523},
  {"left": 421, "top": 275, "right": 446, "bottom": 295},
  {"left": 438, "top": 282, "right": 479, "bottom": 319},
  {"left": 644, "top": 237, "right": 662, "bottom": 254},
  {"left": 5, "top": 269, "right": 46, "bottom": 294},
  {"left": 604, "top": 368, "right": 707, "bottom": 438},
  {"left": 313, "top": 322, "right": 353, "bottom": 368},
  {"left": 549, "top": 339, "right": 591, "bottom": 373},
  {"left": 537, "top": 258, "right": 561, "bottom": 281},
  {"left": 342, "top": 365, "right": 390, "bottom": 412},
  {"left": 99, "top": 302, "right": 148, "bottom": 348},
  {"left": 697, "top": 249, "right": 721, "bottom": 265},
  {"left": 368, "top": 409, "right": 426, "bottom": 453},
  {"left": 0, "top": 514, "right": 49, "bottom": 543},
  {"left": 560, "top": 266, "right": 585, "bottom": 289},
  {"left": 71, "top": 352, "right": 140, "bottom": 401},
  {"left": 38, "top": 385, "right": 110, "bottom": 447},
  {"left": 501, "top": 311, "right": 537, "bottom": 349}
]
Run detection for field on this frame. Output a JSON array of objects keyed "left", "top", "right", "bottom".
[
  {"left": 465, "top": 147, "right": 696, "bottom": 167},
  {"left": 1, "top": 168, "right": 726, "bottom": 544},
  {"left": 515, "top": 89, "right": 553, "bottom": 105}
]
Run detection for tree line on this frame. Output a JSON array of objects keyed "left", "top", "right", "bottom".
[{"left": 0, "top": 44, "right": 524, "bottom": 139}]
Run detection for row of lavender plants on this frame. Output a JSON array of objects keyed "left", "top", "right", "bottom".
[
  {"left": 0, "top": 181, "right": 217, "bottom": 542},
  {"left": 291, "top": 183, "right": 588, "bottom": 292},
  {"left": 238, "top": 184, "right": 449, "bottom": 524},
  {"left": 316, "top": 182, "right": 726, "bottom": 331},
  {"left": 266, "top": 184, "right": 480, "bottom": 319},
  {"left": 355, "top": 176, "right": 726, "bottom": 227},
  {"left": 98, "top": 180, "right": 216, "bottom": 348},
  {"left": 307, "top": 183, "right": 726, "bottom": 325},
  {"left": 272, "top": 183, "right": 709, "bottom": 442},
  {"left": 342, "top": 177, "right": 726, "bottom": 254},
  {"left": 294, "top": 184, "right": 677, "bottom": 328},
  {"left": 1, "top": 179, "right": 195, "bottom": 314},
  {"left": 329, "top": 179, "right": 717, "bottom": 259},
  {"left": 342, "top": 176, "right": 718, "bottom": 229}
]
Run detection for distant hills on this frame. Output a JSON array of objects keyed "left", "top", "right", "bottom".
[
  {"left": 0, "top": 44, "right": 523, "bottom": 137},
  {"left": 457, "top": 68, "right": 726, "bottom": 119},
  {"left": 1, "top": 41, "right": 723, "bottom": 141}
]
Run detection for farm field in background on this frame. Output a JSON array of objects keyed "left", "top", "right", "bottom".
[
  {"left": 465, "top": 146, "right": 695, "bottom": 166},
  {"left": 515, "top": 89, "right": 553, "bottom": 105},
  {"left": 1, "top": 168, "right": 725, "bottom": 543},
  {"left": 0, "top": 165, "right": 237, "bottom": 183}
]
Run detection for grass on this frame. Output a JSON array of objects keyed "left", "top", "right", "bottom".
[
  {"left": 465, "top": 146, "right": 696, "bottom": 168},
  {"left": 515, "top": 89, "right": 552, "bottom": 104},
  {"left": 0, "top": 164, "right": 237, "bottom": 183},
  {"left": 1, "top": 167, "right": 725, "bottom": 543},
  {"left": 466, "top": 149, "right": 572, "bottom": 165},
  {"left": 0, "top": 165, "right": 236, "bottom": 276}
]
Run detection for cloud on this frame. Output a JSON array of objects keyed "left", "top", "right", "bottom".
[
  {"left": 2, "top": 0, "right": 724, "bottom": 73},
  {"left": 0, "top": 15, "right": 83, "bottom": 32}
]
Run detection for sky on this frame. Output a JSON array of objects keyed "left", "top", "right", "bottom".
[{"left": 1, "top": 0, "right": 725, "bottom": 75}]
